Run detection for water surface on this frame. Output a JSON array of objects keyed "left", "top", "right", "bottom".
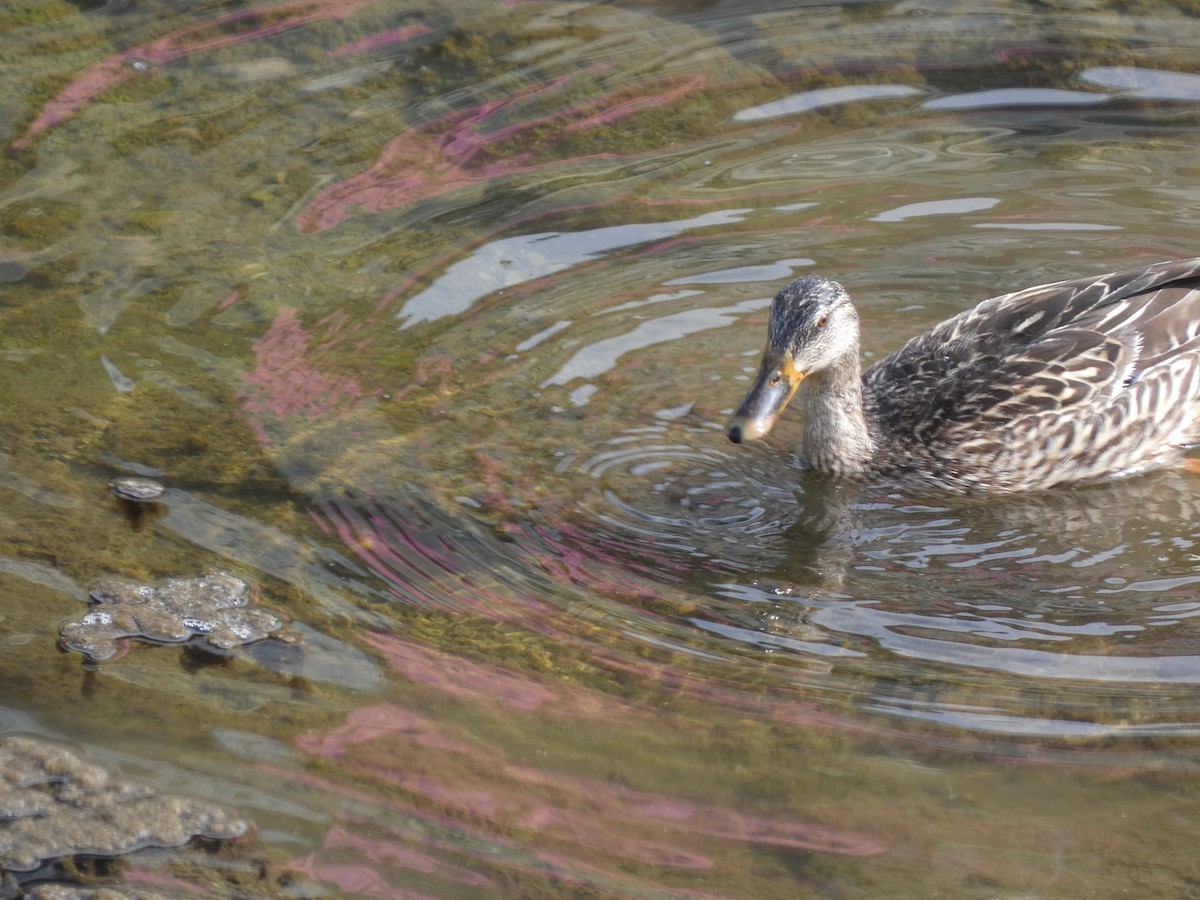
[{"left": 3, "top": 0, "right": 1200, "bottom": 896}]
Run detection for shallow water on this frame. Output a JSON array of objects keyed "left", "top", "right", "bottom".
[{"left": 4, "top": 0, "right": 1200, "bottom": 895}]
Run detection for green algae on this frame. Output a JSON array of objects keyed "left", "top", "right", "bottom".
[
  {"left": 0, "top": 3, "right": 79, "bottom": 34},
  {"left": 2, "top": 199, "right": 80, "bottom": 247}
]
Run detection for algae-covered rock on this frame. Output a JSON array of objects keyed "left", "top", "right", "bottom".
[
  {"left": 0, "top": 736, "right": 247, "bottom": 873},
  {"left": 59, "top": 571, "right": 292, "bottom": 661}
]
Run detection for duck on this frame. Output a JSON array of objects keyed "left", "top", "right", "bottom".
[{"left": 725, "top": 258, "right": 1200, "bottom": 493}]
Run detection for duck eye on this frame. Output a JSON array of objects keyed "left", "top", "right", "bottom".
[
  {"left": 769, "top": 372, "right": 782, "bottom": 387},
  {"left": 816, "top": 313, "right": 830, "bottom": 328}
]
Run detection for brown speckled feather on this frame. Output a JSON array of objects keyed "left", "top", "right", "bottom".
[{"left": 862, "top": 258, "right": 1200, "bottom": 490}]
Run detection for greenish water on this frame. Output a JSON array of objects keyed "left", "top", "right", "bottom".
[{"left": 4, "top": 0, "right": 1200, "bottom": 896}]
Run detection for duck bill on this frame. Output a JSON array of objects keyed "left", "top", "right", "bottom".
[{"left": 726, "top": 351, "right": 804, "bottom": 443}]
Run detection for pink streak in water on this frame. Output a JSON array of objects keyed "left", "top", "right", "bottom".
[
  {"left": 123, "top": 869, "right": 211, "bottom": 893},
  {"left": 294, "top": 72, "right": 709, "bottom": 233},
  {"left": 274, "top": 680, "right": 889, "bottom": 897},
  {"left": 11, "top": 0, "right": 383, "bottom": 150},
  {"left": 272, "top": 764, "right": 727, "bottom": 897},
  {"left": 310, "top": 497, "right": 480, "bottom": 613},
  {"left": 359, "top": 631, "right": 620, "bottom": 719},
  {"left": 510, "top": 761, "right": 888, "bottom": 858},
  {"left": 326, "top": 23, "right": 433, "bottom": 58},
  {"left": 309, "top": 822, "right": 490, "bottom": 885},
  {"left": 297, "top": 703, "right": 484, "bottom": 759},
  {"left": 307, "top": 495, "right": 886, "bottom": 741},
  {"left": 241, "top": 306, "right": 374, "bottom": 446},
  {"left": 288, "top": 823, "right": 480, "bottom": 899},
  {"left": 309, "top": 493, "right": 683, "bottom": 623},
  {"left": 319, "top": 636, "right": 883, "bottom": 848},
  {"left": 287, "top": 694, "right": 885, "bottom": 882},
  {"left": 283, "top": 860, "right": 405, "bottom": 898}
]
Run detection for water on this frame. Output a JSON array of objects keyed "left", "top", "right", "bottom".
[{"left": 3, "top": 0, "right": 1200, "bottom": 895}]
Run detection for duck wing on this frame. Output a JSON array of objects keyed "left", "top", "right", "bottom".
[{"left": 864, "top": 258, "right": 1200, "bottom": 483}]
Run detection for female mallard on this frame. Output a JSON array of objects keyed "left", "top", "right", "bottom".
[{"left": 726, "top": 258, "right": 1200, "bottom": 493}]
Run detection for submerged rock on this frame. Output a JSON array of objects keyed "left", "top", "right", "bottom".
[
  {"left": 26, "top": 887, "right": 178, "bottom": 899},
  {"left": 108, "top": 476, "right": 165, "bottom": 503},
  {"left": 60, "top": 571, "right": 291, "bottom": 661},
  {"left": 0, "top": 736, "right": 246, "bottom": 873},
  {"left": 25, "top": 886, "right": 178, "bottom": 899}
]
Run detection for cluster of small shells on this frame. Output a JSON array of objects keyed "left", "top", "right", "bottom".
[
  {"left": 59, "top": 571, "right": 289, "bottom": 661},
  {"left": 0, "top": 736, "right": 246, "bottom": 873}
]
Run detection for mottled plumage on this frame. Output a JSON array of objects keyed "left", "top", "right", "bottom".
[{"left": 726, "top": 258, "right": 1200, "bottom": 493}]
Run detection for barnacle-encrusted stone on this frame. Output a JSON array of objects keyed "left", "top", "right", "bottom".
[
  {"left": 60, "top": 571, "right": 287, "bottom": 661},
  {"left": 0, "top": 736, "right": 246, "bottom": 873}
]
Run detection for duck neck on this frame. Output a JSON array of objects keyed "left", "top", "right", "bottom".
[{"left": 796, "top": 350, "right": 875, "bottom": 475}]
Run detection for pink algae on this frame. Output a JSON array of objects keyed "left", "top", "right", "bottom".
[
  {"left": 294, "top": 72, "right": 708, "bottom": 232},
  {"left": 295, "top": 703, "right": 482, "bottom": 759},
  {"left": 278, "top": 642, "right": 889, "bottom": 895},
  {"left": 326, "top": 22, "right": 433, "bottom": 58},
  {"left": 281, "top": 668, "right": 885, "bottom": 895},
  {"left": 310, "top": 492, "right": 675, "bottom": 623},
  {"left": 361, "top": 632, "right": 624, "bottom": 720},
  {"left": 241, "top": 306, "right": 374, "bottom": 446}
]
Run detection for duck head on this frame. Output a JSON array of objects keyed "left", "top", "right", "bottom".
[{"left": 726, "top": 275, "right": 860, "bottom": 443}]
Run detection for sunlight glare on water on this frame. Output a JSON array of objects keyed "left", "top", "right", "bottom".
[{"left": 3, "top": 0, "right": 1200, "bottom": 895}]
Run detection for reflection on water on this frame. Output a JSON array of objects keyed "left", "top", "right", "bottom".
[
  {"left": 4, "top": 0, "right": 1200, "bottom": 895},
  {"left": 394, "top": 210, "right": 754, "bottom": 329}
]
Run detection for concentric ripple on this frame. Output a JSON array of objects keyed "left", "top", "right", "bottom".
[
  {"left": 574, "top": 424, "right": 807, "bottom": 570},
  {"left": 539, "top": 413, "right": 1200, "bottom": 736}
]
